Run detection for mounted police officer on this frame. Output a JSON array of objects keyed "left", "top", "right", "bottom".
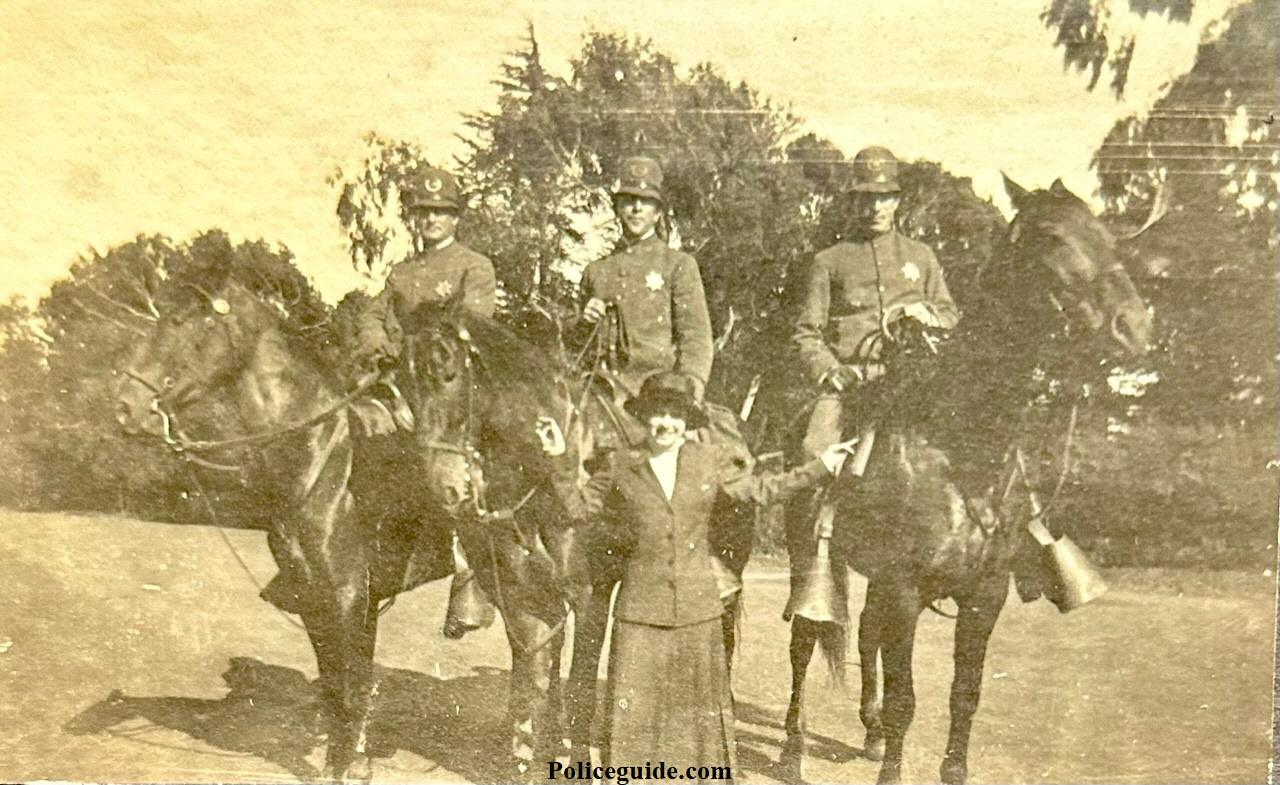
[
  {"left": 357, "top": 166, "right": 496, "bottom": 366},
  {"left": 355, "top": 165, "right": 498, "bottom": 640},
  {"left": 785, "top": 145, "right": 960, "bottom": 625},
  {"left": 578, "top": 156, "right": 714, "bottom": 403}
]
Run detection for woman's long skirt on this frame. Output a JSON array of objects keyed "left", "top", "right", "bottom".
[{"left": 604, "top": 616, "right": 736, "bottom": 784}]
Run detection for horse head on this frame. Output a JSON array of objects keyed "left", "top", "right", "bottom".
[
  {"left": 1000, "top": 176, "right": 1153, "bottom": 359},
  {"left": 114, "top": 257, "right": 282, "bottom": 438},
  {"left": 401, "top": 294, "right": 492, "bottom": 515},
  {"left": 404, "top": 294, "right": 569, "bottom": 516}
]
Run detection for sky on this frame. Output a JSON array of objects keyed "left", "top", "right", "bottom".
[{"left": 0, "top": 0, "right": 1236, "bottom": 305}]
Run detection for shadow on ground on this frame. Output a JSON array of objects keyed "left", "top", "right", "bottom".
[
  {"left": 62, "top": 656, "right": 872, "bottom": 784},
  {"left": 64, "top": 656, "right": 518, "bottom": 783}
]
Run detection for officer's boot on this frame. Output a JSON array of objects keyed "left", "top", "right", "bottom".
[
  {"left": 442, "top": 537, "right": 496, "bottom": 639},
  {"left": 443, "top": 569, "right": 496, "bottom": 639}
]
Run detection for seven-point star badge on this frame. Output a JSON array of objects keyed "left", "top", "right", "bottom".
[
  {"left": 435, "top": 280, "right": 454, "bottom": 298},
  {"left": 645, "top": 271, "right": 665, "bottom": 291},
  {"left": 901, "top": 261, "right": 921, "bottom": 282}
]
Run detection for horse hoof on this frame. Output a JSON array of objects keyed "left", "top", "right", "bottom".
[
  {"left": 940, "top": 759, "right": 967, "bottom": 785},
  {"left": 864, "top": 734, "right": 885, "bottom": 762},
  {"left": 875, "top": 761, "right": 902, "bottom": 785},
  {"left": 779, "top": 740, "right": 804, "bottom": 780},
  {"left": 347, "top": 755, "right": 373, "bottom": 784}
]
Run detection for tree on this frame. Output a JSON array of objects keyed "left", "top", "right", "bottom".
[
  {"left": 332, "top": 133, "right": 437, "bottom": 284},
  {"left": 1093, "top": 0, "right": 1278, "bottom": 427},
  {"left": 1041, "top": 0, "right": 1198, "bottom": 96}
]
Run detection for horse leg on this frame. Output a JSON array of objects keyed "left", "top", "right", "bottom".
[
  {"left": 546, "top": 629, "right": 571, "bottom": 767},
  {"left": 873, "top": 582, "right": 922, "bottom": 785},
  {"left": 859, "top": 587, "right": 886, "bottom": 763},
  {"left": 940, "top": 577, "right": 1009, "bottom": 785},
  {"left": 781, "top": 617, "right": 819, "bottom": 779},
  {"left": 565, "top": 580, "right": 613, "bottom": 768},
  {"left": 303, "top": 580, "right": 377, "bottom": 785},
  {"left": 504, "top": 608, "right": 564, "bottom": 782},
  {"left": 721, "top": 602, "right": 738, "bottom": 674}
]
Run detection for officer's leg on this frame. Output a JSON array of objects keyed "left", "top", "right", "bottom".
[
  {"left": 802, "top": 396, "right": 844, "bottom": 458},
  {"left": 786, "top": 398, "right": 850, "bottom": 628}
]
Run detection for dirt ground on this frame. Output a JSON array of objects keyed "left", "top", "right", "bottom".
[{"left": 0, "top": 510, "right": 1274, "bottom": 784}]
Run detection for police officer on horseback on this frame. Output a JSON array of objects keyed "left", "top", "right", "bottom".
[
  {"left": 355, "top": 165, "right": 499, "bottom": 640},
  {"left": 578, "top": 156, "right": 714, "bottom": 403},
  {"left": 357, "top": 166, "right": 496, "bottom": 366},
  {"left": 785, "top": 146, "right": 960, "bottom": 625}
]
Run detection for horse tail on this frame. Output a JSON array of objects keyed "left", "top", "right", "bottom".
[{"left": 815, "top": 619, "right": 848, "bottom": 686}]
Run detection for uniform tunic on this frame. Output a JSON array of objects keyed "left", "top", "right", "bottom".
[
  {"left": 794, "top": 230, "right": 959, "bottom": 381},
  {"left": 358, "top": 239, "right": 496, "bottom": 359},
  {"left": 792, "top": 230, "right": 959, "bottom": 457},
  {"left": 552, "top": 441, "right": 828, "bottom": 780},
  {"left": 580, "top": 234, "right": 714, "bottom": 396}
]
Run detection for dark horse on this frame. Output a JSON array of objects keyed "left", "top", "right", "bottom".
[
  {"left": 112, "top": 256, "right": 570, "bottom": 781},
  {"left": 780, "top": 177, "right": 1154, "bottom": 785},
  {"left": 401, "top": 300, "right": 754, "bottom": 772}
]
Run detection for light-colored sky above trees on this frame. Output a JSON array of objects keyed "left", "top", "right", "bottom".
[{"left": 0, "top": 0, "right": 1237, "bottom": 303}]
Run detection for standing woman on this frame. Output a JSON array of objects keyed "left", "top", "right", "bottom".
[
  {"left": 537, "top": 372, "right": 854, "bottom": 781},
  {"left": 579, "top": 156, "right": 714, "bottom": 402}
]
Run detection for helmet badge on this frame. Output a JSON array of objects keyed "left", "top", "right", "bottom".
[{"left": 425, "top": 177, "right": 443, "bottom": 193}]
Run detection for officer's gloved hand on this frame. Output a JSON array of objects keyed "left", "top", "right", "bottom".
[
  {"left": 822, "top": 364, "right": 864, "bottom": 393},
  {"left": 582, "top": 297, "right": 609, "bottom": 324},
  {"left": 903, "top": 301, "right": 942, "bottom": 328},
  {"left": 819, "top": 437, "right": 861, "bottom": 474}
]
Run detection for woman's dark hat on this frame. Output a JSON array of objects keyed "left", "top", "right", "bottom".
[{"left": 624, "top": 371, "right": 707, "bottom": 429}]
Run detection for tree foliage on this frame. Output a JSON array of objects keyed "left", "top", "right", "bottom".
[
  {"left": 1094, "top": 0, "right": 1278, "bottom": 427},
  {"left": 1041, "top": 0, "right": 1197, "bottom": 96}
]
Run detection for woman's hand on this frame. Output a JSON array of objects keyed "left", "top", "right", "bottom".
[
  {"left": 535, "top": 416, "right": 567, "bottom": 457},
  {"left": 819, "top": 437, "right": 860, "bottom": 474}
]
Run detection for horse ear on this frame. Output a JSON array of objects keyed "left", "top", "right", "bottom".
[
  {"left": 1002, "top": 173, "right": 1031, "bottom": 210},
  {"left": 1049, "top": 178, "right": 1071, "bottom": 198}
]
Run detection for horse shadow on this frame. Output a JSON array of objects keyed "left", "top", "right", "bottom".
[
  {"left": 64, "top": 656, "right": 517, "bottom": 783},
  {"left": 732, "top": 700, "right": 867, "bottom": 783}
]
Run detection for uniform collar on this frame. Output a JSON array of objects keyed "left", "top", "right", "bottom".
[
  {"left": 620, "top": 230, "right": 660, "bottom": 252},
  {"left": 432, "top": 236, "right": 456, "bottom": 251},
  {"left": 845, "top": 227, "right": 898, "bottom": 245}
]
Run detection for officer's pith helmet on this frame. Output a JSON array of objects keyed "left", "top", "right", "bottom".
[
  {"left": 848, "top": 146, "right": 901, "bottom": 194},
  {"left": 402, "top": 166, "right": 462, "bottom": 211},
  {"left": 613, "top": 156, "right": 665, "bottom": 203}
]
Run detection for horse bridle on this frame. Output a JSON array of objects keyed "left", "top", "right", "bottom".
[
  {"left": 123, "top": 295, "right": 375, "bottom": 467},
  {"left": 419, "top": 325, "right": 538, "bottom": 524}
]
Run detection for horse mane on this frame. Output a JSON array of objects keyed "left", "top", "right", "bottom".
[
  {"left": 404, "top": 299, "right": 568, "bottom": 403},
  {"left": 158, "top": 238, "right": 341, "bottom": 376}
]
